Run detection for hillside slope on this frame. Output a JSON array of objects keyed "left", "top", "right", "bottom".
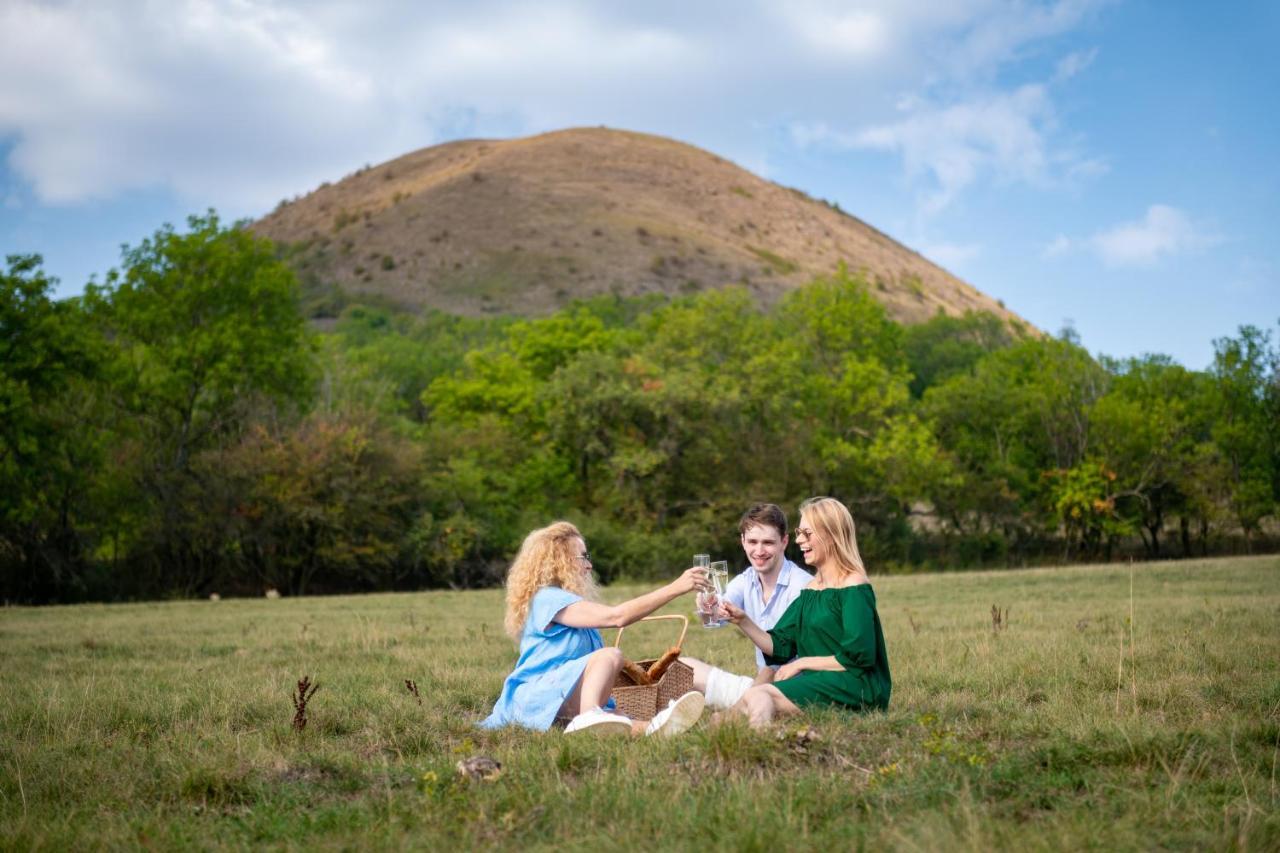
[{"left": 254, "top": 127, "right": 1022, "bottom": 325}]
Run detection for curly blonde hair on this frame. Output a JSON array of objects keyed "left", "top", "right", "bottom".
[
  {"left": 798, "top": 497, "right": 866, "bottom": 577},
  {"left": 503, "top": 521, "right": 599, "bottom": 641}
]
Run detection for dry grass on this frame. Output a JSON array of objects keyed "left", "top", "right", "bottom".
[
  {"left": 254, "top": 127, "right": 1022, "bottom": 326},
  {"left": 0, "top": 555, "right": 1276, "bottom": 849}
]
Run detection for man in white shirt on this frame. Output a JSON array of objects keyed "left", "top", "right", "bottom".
[{"left": 681, "top": 503, "right": 813, "bottom": 709}]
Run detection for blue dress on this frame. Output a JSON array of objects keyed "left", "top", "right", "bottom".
[{"left": 480, "top": 586, "right": 612, "bottom": 730}]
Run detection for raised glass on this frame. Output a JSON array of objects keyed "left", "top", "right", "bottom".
[
  {"left": 696, "top": 560, "right": 730, "bottom": 628},
  {"left": 694, "top": 554, "right": 717, "bottom": 628},
  {"left": 708, "top": 561, "right": 729, "bottom": 627}
]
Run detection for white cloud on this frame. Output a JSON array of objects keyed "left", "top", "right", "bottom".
[
  {"left": 791, "top": 81, "right": 1060, "bottom": 205},
  {"left": 0, "top": 0, "right": 396, "bottom": 208},
  {"left": 919, "top": 240, "right": 982, "bottom": 269},
  {"left": 1065, "top": 157, "right": 1109, "bottom": 180},
  {"left": 411, "top": 8, "right": 696, "bottom": 89},
  {"left": 0, "top": 0, "right": 1109, "bottom": 215},
  {"left": 1043, "top": 234, "right": 1072, "bottom": 258},
  {"left": 786, "top": 1, "right": 1109, "bottom": 216},
  {"left": 848, "top": 84, "right": 1056, "bottom": 214},
  {"left": 777, "top": 6, "right": 891, "bottom": 61},
  {"left": 1054, "top": 47, "right": 1099, "bottom": 81},
  {"left": 927, "top": 0, "right": 1105, "bottom": 81},
  {"left": 1089, "top": 205, "right": 1221, "bottom": 267}
]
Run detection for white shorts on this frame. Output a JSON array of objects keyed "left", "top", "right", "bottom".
[{"left": 704, "top": 667, "right": 756, "bottom": 709}]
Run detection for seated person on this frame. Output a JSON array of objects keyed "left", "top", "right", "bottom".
[
  {"left": 480, "top": 521, "right": 707, "bottom": 737},
  {"left": 680, "top": 503, "right": 812, "bottom": 708},
  {"left": 719, "top": 497, "right": 891, "bottom": 728}
]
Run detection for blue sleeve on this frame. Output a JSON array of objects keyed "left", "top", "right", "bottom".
[
  {"left": 724, "top": 573, "right": 747, "bottom": 609},
  {"left": 529, "top": 587, "right": 583, "bottom": 634}
]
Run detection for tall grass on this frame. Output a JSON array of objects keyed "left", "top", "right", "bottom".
[{"left": 0, "top": 556, "right": 1277, "bottom": 849}]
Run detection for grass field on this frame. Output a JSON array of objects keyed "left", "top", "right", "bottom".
[{"left": 2, "top": 556, "right": 1278, "bottom": 850}]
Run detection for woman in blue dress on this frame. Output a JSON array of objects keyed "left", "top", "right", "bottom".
[{"left": 481, "top": 521, "right": 710, "bottom": 736}]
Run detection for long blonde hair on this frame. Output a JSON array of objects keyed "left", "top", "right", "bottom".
[
  {"left": 503, "top": 521, "right": 599, "bottom": 641},
  {"left": 799, "top": 497, "right": 866, "bottom": 577}
]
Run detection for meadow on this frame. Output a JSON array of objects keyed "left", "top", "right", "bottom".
[{"left": 2, "top": 555, "right": 1277, "bottom": 850}]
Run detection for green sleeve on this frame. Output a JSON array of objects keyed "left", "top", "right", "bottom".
[
  {"left": 764, "top": 596, "right": 801, "bottom": 666},
  {"left": 834, "top": 589, "right": 877, "bottom": 671}
]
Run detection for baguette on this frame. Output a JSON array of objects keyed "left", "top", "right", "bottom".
[
  {"left": 646, "top": 646, "right": 682, "bottom": 682},
  {"left": 619, "top": 658, "right": 654, "bottom": 686}
]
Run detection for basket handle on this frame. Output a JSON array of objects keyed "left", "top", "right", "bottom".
[{"left": 613, "top": 614, "right": 689, "bottom": 651}]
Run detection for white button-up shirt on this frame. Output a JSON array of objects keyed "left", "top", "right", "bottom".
[{"left": 723, "top": 558, "right": 814, "bottom": 669}]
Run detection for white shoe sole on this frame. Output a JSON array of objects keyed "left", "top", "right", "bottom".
[
  {"left": 647, "top": 692, "right": 705, "bottom": 737},
  {"left": 566, "top": 718, "right": 632, "bottom": 736}
]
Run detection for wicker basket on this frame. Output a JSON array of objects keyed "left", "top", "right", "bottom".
[{"left": 609, "top": 614, "right": 694, "bottom": 721}]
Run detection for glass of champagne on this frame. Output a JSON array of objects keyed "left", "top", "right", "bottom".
[
  {"left": 708, "top": 560, "right": 729, "bottom": 627},
  {"left": 693, "top": 554, "right": 715, "bottom": 627}
]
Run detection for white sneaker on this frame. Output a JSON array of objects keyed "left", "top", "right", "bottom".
[
  {"left": 565, "top": 707, "right": 632, "bottom": 736},
  {"left": 645, "top": 691, "right": 705, "bottom": 737}
]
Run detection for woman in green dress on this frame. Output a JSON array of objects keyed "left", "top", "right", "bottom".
[{"left": 719, "top": 497, "right": 891, "bottom": 728}]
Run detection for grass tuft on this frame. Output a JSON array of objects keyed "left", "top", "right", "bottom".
[
  {"left": 0, "top": 555, "right": 1276, "bottom": 848},
  {"left": 291, "top": 676, "right": 320, "bottom": 732}
]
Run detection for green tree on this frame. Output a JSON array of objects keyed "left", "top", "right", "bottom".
[
  {"left": 1043, "top": 461, "right": 1130, "bottom": 560},
  {"left": 409, "top": 304, "right": 628, "bottom": 582},
  {"left": 85, "top": 212, "right": 316, "bottom": 593},
  {"left": 1092, "top": 356, "right": 1213, "bottom": 558},
  {"left": 326, "top": 306, "right": 505, "bottom": 421},
  {"left": 768, "top": 271, "right": 948, "bottom": 565},
  {"left": 924, "top": 335, "right": 1109, "bottom": 561},
  {"left": 207, "top": 412, "right": 421, "bottom": 595},
  {"left": 904, "top": 310, "right": 1018, "bottom": 398},
  {"left": 1209, "top": 325, "right": 1277, "bottom": 546},
  {"left": 0, "top": 256, "right": 101, "bottom": 601}
]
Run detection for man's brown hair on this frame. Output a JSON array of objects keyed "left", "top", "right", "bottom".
[{"left": 738, "top": 503, "right": 788, "bottom": 539}]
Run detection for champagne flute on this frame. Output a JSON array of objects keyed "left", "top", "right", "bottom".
[
  {"left": 693, "top": 554, "right": 715, "bottom": 627},
  {"left": 708, "top": 560, "right": 729, "bottom": 627}
]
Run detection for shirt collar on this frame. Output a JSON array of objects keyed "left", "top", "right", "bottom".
[{"left": 748, "top": 558, "right": 796, "bottom": 590}]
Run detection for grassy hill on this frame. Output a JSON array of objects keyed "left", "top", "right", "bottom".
[
  {"left": 2, "top": 555, "right": 1276, "bottom": 848},
  {"left": 254, "top": 127, "right": 1025, "bottom": 325}
]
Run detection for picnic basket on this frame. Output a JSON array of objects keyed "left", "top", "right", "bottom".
[{"left": 609, "top": 614, "right": 694, "bottom": 721}]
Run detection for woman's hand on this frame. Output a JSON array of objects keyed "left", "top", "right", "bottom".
[
  {"left": 675, "top": 566, "right": 713, "bottom": 596},
  {"left": 720, "top": 600, "right": 746, "bottom": 624},
  {"left": 561, "top": 565, "right": 714, "bottom": 630},
  {"left": 774, "top": 658, "right": 808, "bottom": 681},
  {"left": 723, "top": 603, "right": 773, "bottom": 657},
  {"left": 776, "top": 655, "right": 843, "bottom": 679}
]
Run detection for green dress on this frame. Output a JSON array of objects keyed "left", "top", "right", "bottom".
[{"left": 764, "top": 585, "right": 891, "bottom": 711}]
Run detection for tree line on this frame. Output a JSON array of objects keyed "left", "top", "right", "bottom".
[{"left": 3, "top": 214, "right": 1277, "bottom": 602}]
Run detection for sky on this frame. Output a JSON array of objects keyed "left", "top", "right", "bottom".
[{"left": 2, "top": 0, "right": 1277, "bottom": 370}]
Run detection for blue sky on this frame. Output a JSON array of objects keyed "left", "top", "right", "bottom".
[{"left": 2, "top": 0, "right": 1276, "bottom": 370}]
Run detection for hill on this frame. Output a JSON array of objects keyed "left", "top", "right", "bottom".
[{"left": 254, "top": 127, "right": 1022, "bottom": 325}]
